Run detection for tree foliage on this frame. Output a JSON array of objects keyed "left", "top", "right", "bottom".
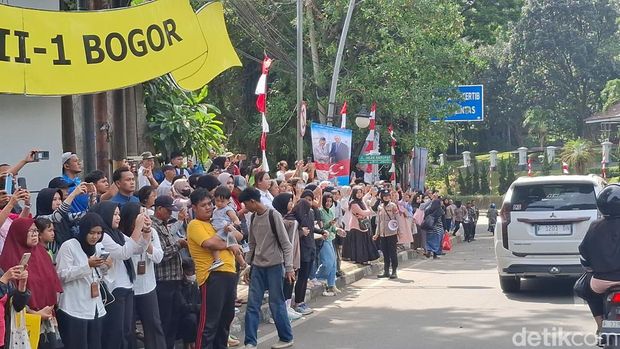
[
  {"left": 561, "top": 138, "right": 596, "bottom": 175},
  {"left": 143, "top": 77, "right": 226, "bottom": 161},
  {"left": 510, "top": 0, "right": 619, "bottom": 138}
]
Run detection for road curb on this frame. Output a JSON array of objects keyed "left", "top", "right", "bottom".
[{"left": 230, "top": 234, "right": 461, "bottom": 336}]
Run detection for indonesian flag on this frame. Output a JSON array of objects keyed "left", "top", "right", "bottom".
[
  {"left": 562, "top": 162, "right": 569, "bottom": 174},
  {"left": 340, "top": 101, "right": 347, "bottom": 129},
  {"left": 388, "top": 124, "right": 397, "bottom": 185},
  {"left": 362, "top": 103, "right": 378, "bottom": 183},
  {"left": 527, "top": 159, "right": 532, "bottom": 176},
  {"left": 255, "top": 56, "right": 273, "bottom": 172},
  {"left": 602, "top": 160, "right": 607, "bottom": 179}
]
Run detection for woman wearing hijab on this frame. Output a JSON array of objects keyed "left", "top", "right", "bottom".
[
  {"left": 90, "top": 201, "right": 148, "bottom": 349},
  {"left": 0, "top": 217, "right": 63, "bottom": 349},
  {"left": 290, "top": 196, "right": 316, "bottom": 316},
  {"left": 344, "top": 186, "right": 379, "bottom": 265},
  {"left": 56, "top": 213, "right": 107, "bottom": 349},
  {"left": 35, "top": 184, "right": 89, "bottom": 256},
  {"left": 317, "top": 193, "right": 340, "bottom": 295},
  {"left": 0, "top": 261, "right": 29, "bottom": 349},
  {"left": 119, "top": 203, "right": 165, "bottom": 349},
  {"left": 424, "top": 197, "right": 445, "bottom": 258},
  {"left": 373, "top": 191, "right": 400, "bottom": 279},
  {"left": 272, "top": 193, "right": 302, "bottom": 321}
]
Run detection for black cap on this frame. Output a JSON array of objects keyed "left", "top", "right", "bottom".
[
  {"left": 48, "top": 177, "right": 70, "bottom": 189},
  {"left": 154, "top": 195, "right": 180, "bottom": 211}
]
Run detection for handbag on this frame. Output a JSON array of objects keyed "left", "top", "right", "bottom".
[
  {"left": 385, "top": 210, "right": 399, "bottom": 233},
  {"left": 574, "top": 271, "right": 592, "bottom": 299},
  {"left": 441, "top": 233, "right": 452, "bottom": 251},
  {"left": 9, "top": 301, "right": 31, "bottom": 349},
  {"left": 413, "top": 208, "right": 424, "bottom": 226},
  {"left": 95, "top": 269, "right": 115, "bottom": 306},
  {"left": 358, "top": 217, "right": 371, "bottom": 232},
  {"left": 421, "top": 214, "right": 435, "bottom": 230}
]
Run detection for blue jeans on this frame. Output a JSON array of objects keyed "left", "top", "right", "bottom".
[
  {"left": 244, "top": 264, "right": 293, "bottom": 346},
  {"left": 316, "top": 240, "right": 337, "bottom": 287}
]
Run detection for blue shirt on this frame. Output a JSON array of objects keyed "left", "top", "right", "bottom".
[
  {"left": 110, "top": 193, "right": 139, "bottom": 208},
  {"left": 62, "top": 173, "right": 89, "bottom": 213}
]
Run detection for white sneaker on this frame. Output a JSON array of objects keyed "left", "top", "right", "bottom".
[
  {"left": 271, "top": 340, "right": 294, "bottom": 349},
  {"left": 287, "top": 307, "right": 302, "bottom": 321},
  {"left": 322, "top": 290, "right": 335, "bottom": 297},
  {"left": 244, "top": 345, "right": 257, "bottom": 349}
]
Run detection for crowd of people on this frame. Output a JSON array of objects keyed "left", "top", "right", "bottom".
[{"left": 0, "top": 149, "right": 489, "bottom": 349}]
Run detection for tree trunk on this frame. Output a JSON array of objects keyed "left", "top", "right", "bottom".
[{"left": 306, "top": 0, "right": 326, "bottom": 123}]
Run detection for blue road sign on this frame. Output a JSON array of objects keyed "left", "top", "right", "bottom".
[{"left": 432, "top": 85, "right": 484, "bottom": 122}]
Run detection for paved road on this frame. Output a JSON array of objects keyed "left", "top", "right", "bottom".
[{"left": 252, "top": 222, "right": 594, "bottom": 349}]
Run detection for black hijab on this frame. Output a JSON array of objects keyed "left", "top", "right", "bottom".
[
  {"left": 90, "top": 201, "right": 135, "bottom": 282},
  {"left": 426, "top": 199, "right": 442, "bottom": 218},
  {"left": 349, "top": 186, "right": 366, "bottom": 210},
  {"left": 77, "top": 213, "right": 104, "bottom": 257},
  {"left": 119, "top": 202, "right": 142, "bottom": 238},
  {"left": 273, "top": 193, "right": 293, "bottom": 217},
  {"left": 35, "top": 188, "right": 62, "bottom": 216},
  {"left": 291, "top": 199, "right": 313, "bottom": 230}
]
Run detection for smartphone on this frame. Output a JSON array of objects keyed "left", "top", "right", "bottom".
[
  {"left": 85, "top": 183, "right": 96, "bottom": 193},
  {"left": 19, "top": 252, "right": 31, "bottom": 267},
  {"left": 99, "top": 251, "right": 110, "bottom": 260},
  {"left": 32, "top": 151, "right": 49, "bottom": 161},
  {"left": 4, "top": 174, "right": 13, "bottom": 195},
  {"left": 17, "top": 177, "right": 26, "bottom": 190}
]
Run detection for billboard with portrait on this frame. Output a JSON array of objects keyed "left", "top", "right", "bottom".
[{"left": 310, "top": 123, "right": 352, "bottom": 186}]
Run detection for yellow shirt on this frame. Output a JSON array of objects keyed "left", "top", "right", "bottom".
[{"left": 187, "top": 219, "right": 236, "bottom": 286}]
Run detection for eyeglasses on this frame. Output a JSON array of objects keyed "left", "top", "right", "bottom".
[{"left": 27, "top": 228, "right": 39, "bottom": 236}]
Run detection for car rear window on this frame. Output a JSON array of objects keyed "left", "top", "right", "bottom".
[{"left": 510, "top": 183, "right": 596, "bottom": 211}]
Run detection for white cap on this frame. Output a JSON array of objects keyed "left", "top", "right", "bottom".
[{"left": 61, "top": 152, "right": 77, "bottom": 164}]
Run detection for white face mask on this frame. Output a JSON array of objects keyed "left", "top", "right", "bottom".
[{"left": 186, "top": 274, "right": 197, "bottom": 282}]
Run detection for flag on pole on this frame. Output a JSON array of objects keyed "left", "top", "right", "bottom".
[
  {"left": 255, "top": 55, "right": 273, "bottom": 172},
  {"left": 527, "top": 159, "right": 532, "bottom": 176},
  {"left": 388, "top": 123, "right": 397, "bottom": 185},
  {"left": 340, "top": 101, "right": 347, "bottom": 129},
  {"left": 562, "top": 162, "right": 569, "bottom": 174},
  {"left": 361, "top": 102, "right": 378, "bottom": 183}
]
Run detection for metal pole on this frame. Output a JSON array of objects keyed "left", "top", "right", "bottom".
[
  {"left": 296, "top": 0, "right": 304, "bottom": 160},
  {"left": 326, "top": 0, "right": 356, "bottom": 126},
  {"left": 77, "top": 0, "right": 96, "bottom": 173}
]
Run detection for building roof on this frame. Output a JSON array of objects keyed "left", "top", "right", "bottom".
[{"left": 585, "top": 102, "right": 620, "bottom": 124}]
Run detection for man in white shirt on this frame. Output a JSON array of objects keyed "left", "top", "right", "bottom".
[
  {"left": 157, "top": 165, "right": 176, "bottom": 197},
  {"left": 313, "top": 137, "right": 330, "bottom": 164},
  {"left": 138, "top": 151, "right": 160, "bottom": 190}
]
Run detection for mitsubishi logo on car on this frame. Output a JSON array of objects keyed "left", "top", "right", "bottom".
[
  {"left": 550, "top": 267, "right": 560, "bottom": 274},
  {"left": 550, "top": 212, "right": 557, "bottom": 218}
]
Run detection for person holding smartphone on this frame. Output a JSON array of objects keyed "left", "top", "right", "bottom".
[
  {"left": 0, "top": 217, "right": 63, "bottom": 349},
  {"left": 0, "top": 263, "right": 29, "bottom": 349}
]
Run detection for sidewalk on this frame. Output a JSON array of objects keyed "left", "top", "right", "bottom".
[{"left": 229, "top": 234, "right": 463, "bottom": 337}]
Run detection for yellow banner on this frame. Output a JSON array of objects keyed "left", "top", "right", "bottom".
[{"left": 0, "top": 0, "right": 241, "bottom": 95}]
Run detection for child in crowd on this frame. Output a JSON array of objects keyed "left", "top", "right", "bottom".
[
  {"left": 178, "top": 258, "right": 200, "bottom": 349},
  {"left": 34, "top": 217, "right": 55, "bottom": 261},
  {"left": 210, "top": 186, "right": 244, "bottom": 270}
]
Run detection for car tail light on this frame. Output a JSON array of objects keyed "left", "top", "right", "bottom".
[
  {"left": 611, "top": 293, "right": 620, "bottom": 304},
  {"left": 501, "top": 202, "right": 511, "bottom": 249}
]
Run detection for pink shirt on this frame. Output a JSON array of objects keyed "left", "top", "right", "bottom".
[{"left": 348, "top": 202, "right": 373, "bottom": 231}]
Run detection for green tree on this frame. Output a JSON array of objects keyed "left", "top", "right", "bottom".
[
  {"left": 561, "top": 138, "right": 596, "bottom": 175},
  {"left": 510, "top": 0, "right": 619, "bottom": 138},
  {"left": 541, "top": 151, "right": 552, "bottom": 176},
  {"left": 472, "top": 160, "right": 480, "bottom": 194},
  {"left": 522, "top": 107, "right": 552, "bottom": 149},
  {"left": 601, "top": 79, "right": 620, "bottom": 111},
  {"left": 457, "top": 169, "right": 467, "bottom": 195},
  {"left": 479, "top": 162, "right": 490, "bottom": 194},
  {"left": 461, "top": 0, "right": 523, "bottom": 46},
  {"left": 143, "top": 76, "right": 226, "bottom": 161},
  {"left": 445, "top": 169, "right": 452, "bottom": 195}
]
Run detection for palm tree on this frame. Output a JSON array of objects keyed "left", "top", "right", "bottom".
[
  {"left": 560, "top": 139, "right": 595, "bottom": 175},
  {"left": 522, "top": 107, "right": 551, "bottom": 149}
]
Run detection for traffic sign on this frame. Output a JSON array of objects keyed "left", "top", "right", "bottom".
[
  {"left": 358, "top": 155, "right": 392, "bottom": 164},
  {"left": 432, "top": 85, "right": 484, "bottom": 122}
]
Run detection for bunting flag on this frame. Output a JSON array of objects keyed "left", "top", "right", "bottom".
[
  {"left": 340, "top": 101, "right": 348, "bottom": 129},
  {"left": 362, "top": 102, "right": 378, "bottom": 183},
  {"left": 602, "top": 160, "right": 607, "bottom": 179},
  {"left": 388, "top": 124, "right": 397, "bottom": 185},
  {"left": 255, "top": 55, "right": 273, "bottom": 172},
  {"left": 562, "top": 162, "right": 569, "bottom": 174},
  {"left": 527, "top": 158, "right": 532, "bottom": 176}
]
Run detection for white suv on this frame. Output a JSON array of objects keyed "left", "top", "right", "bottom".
[{"left": 494, "top": 175, "right": 606, "bottom": 292}]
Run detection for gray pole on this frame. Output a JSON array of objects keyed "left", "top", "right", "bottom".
[
  {"left": 326, "top": 0, "right": 356, "bottom": 126},
  {"left": 296, "top": 0, "right": 304, "bottom": 160}
]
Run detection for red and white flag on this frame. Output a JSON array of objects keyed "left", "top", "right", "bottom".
[
  {"left": 361, "top": 103, "right": 378, "bottom": 183},
  {"left": 340, "top": 101, "right": 347, "bottom": 129},
  {"left": 388, "top": 124, "right": 397, "bottom": 185},
  {"left": 602, "top": 160, "right": 607, "bottom": 179},
  {"left": 527, "top": 159, "right": 532, "bottom": 176},
  {"left": 562, "top": 162, "right": 569, "bottom": 174},
  {"left": 255, "top": 56, "right": 273, "bottom": 172}
]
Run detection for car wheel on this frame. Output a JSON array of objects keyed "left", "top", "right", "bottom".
[{"left": 499, "top": 275, "right": 520, "bottom": 293}]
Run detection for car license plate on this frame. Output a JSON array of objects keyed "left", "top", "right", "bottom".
[
  {"left": 603, "top": 320, "right": 620, "bottom": 329},
  {"left": 535, "top": 224, "right": 572, "bottom": 236}
]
